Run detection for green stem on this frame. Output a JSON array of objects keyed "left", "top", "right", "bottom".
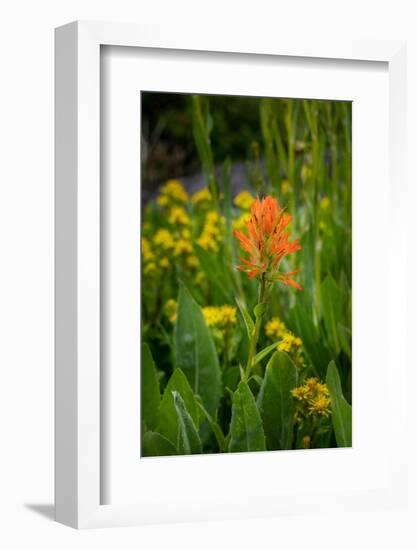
[{"left": 244, "top": 275, "right": 267, "bottom": 382}]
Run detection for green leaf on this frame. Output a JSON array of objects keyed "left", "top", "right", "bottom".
[
  {"left": 235, "top": 297, "right": 255, "bottom": 340},
  {"left": 158, "top": 368, "right": 199, "bottom": 445},
  {"left": 141, "top": 343, "right": 160, "bottom": 431},
  {"left": 252, "top": 341, "right": 281, "bottom": 367},
  {"left": 257, "top": 351, "right": 297, "bottom": 450},
  {"left": 326, "top": 360, "right": 352, "bottom": 447},
  {"left": 228, "top": 382, "right": 266, "bottom": 452},
  {"left": 175, "top": 282, "right": 222, "bottom": 415},
  {"left": 142, "top": 431, "right": 177, "bottom": 457},
  {"left": 253, "top": 302, "right": 266, "bottom": 319},
  {"left": 172, "top": 391, "right": 202, "bottom": 455}
]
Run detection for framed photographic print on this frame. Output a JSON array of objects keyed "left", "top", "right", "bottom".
[{"left": 55, "top": 21, "right": 407, "bottom": 528}]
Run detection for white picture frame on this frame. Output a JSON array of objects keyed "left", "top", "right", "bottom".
[{"left": 55, "top": 20, "right": 407, "bottom": 529}]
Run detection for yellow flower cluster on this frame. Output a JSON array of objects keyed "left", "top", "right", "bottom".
[
  {"left": 174, "top": 238, "right": 193, "bottom": 257},
  {"left": 145, "top": 227, "right": 198, "bottom": 276},
  {"left": 142, "top": 237, "right": 157, "bottom": 275},
  {"left": 202, "top": 305, "right": 237, "bottom": 329},
  {"left": 234, "top": 191, "right": 255, "bottom": 210},
  {"left": 232, "top": 213, "right": 250, "bottom": 233},
  {"left": 265, "top": 317, "right": 287, "bottom": 339},
  {"left": 197, "top": 210, "right": 225, "bottom": 252},
  {"left": 168, "top": 206, "right": 190, "bottom": 226},
  {"left": 148, "top": 181, "right": 199, "bottom": 273},
  {"left": 154, "top": 229, "right": 175, "bottom": 250},
  {"left": 191, "top": 186, "right": 212, "bottom": 207},
  {"left": 291, "top": 377, "right": 332, "bottom": 418},
  {"left": 157, "top": 179, "right": 189, "bottom": 206},
  {"left": 265, "top": 317, "right": 304, "bottom": 364},
  {"left": 278, "top": 332, "right": 303, "bottom": 353}
]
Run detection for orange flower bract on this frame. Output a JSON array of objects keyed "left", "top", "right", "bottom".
[{"left": 233, "top": 196, "right": 302, "bottom": 290}]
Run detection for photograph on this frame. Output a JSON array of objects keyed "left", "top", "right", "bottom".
[{"left": 140, "top": 91, "right": 352, "bottom": 457}]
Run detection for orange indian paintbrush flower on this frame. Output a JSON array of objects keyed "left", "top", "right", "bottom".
[{"left": 233, "top": 196, "right": 302, "bottom": 290}]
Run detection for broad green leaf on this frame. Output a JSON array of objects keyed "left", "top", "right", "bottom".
[
  {"left": 158, "top": 368, "right": 199, "bottom": 445},
  {"left": 326, "top": 360, "right": 352, "bottom": 447},
  {"left": 172, "top": 391, "right": 202, "bottom": 455},
  {"left": 235, "top": 297, "right": 255, "bottom": 341},
  {"left": 175, "top": 282, "right": 221, "bottom": 415},
  {"left": 257, "top": 351, "right": 297, "bottom": 450},
  {"left": 141, "top": 343, "right": 160, "bottom": 431},
  {"left": 228, "top": 382, "right": 266, "bottom": 452},
  {"left": 142, "top": 431, "right": 177, "bottom": 457},
  {"left": 252, "top": 341, "right": 280, "bottom": 367}
]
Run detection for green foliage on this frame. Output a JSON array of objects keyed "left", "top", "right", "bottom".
[
  {"left": 235, "top": 297, "right": 255, "bottom": 341},
  {"left": 142, "top": 431, "right": 177, "bottom": 457},
  {"left": 173, "top": 391, "right": 202, "bottom": 454},
  {"left": 158, "top": 368, "right": 199, "bottom": 446},
  {"left": 326, "top": 361, "right": 352, "bottom": 447},
  {"left": 257, "top": 351, "right": 297, "bottom": 450},
  {"left": 228, "top": 382, "right": 266, "bottom": 452},
  {"left": 141, "top": 93, "right": 352, "bottom": 456},
  {"left": 175, "top": 282, "right": 222, "bottom": 415},
  {"left": 141, "top": 343, "right": 160, "bottom": 431}
]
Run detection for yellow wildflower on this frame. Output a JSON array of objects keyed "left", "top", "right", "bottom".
[
  {"left": 202, "top": 305, "right": 237, "bottom": 329},
  {"left": 232, "top": 213, "right": 250, "bottom": 233},
  {"left": 277, "top": 332, "right": 303, "bottom": 353},
  {"left": 304, "top": 377, "right": 319, "bottom": 392},
  {"left": 154, "top": 229, "right": 175, "bottom": 250},
  {"left": 265, "top": 317, "right": 287, "bottom": 340},
  {"left": 141, "top": 238, "right": 155, "bottom": 262},
  {"left": 308, "top": 395, "right": 331, "bottom": 417},
  {"left": 159, "top": 258, "right": 169, "bottom": 269},
  {"left": 197, "top": 210, "right": 224, "bottom": 252},
  {"left": 291, "top": 385, "right": 310, "bottom": 401},
  {"left": 174, "top": 239, "right": 193, "bottom": 256},
  {"left": 157, "top": 195, "right": 169, "bottom": 207},
  {"left": 168, "top": 206, "right": 190, "bottom": 226},
  {"left": 191, "top": 187, "right": 212, "bottom": 206},
  {"left": 159, "top": 179, "right": 189, "bottom": 203},
  {"left": 164, "top": 299, "right": 177, "bottom": 323},
  {"left": 234, "top": 191, "right": 255, "bottom": 210},
  {"left": 186, "top": 255, "right": 199, "bottom": 269},
  {"left": 291, "top": 377, "right": 332, "bottom": 418}
]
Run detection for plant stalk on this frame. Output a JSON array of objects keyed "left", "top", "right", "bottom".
[{"left": 244, "top": 275, "right": 267, "bottom": 382}]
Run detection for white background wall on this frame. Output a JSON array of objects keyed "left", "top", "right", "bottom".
[{"left": 0, "top": 1, "right": 415, "bottom": 548}]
